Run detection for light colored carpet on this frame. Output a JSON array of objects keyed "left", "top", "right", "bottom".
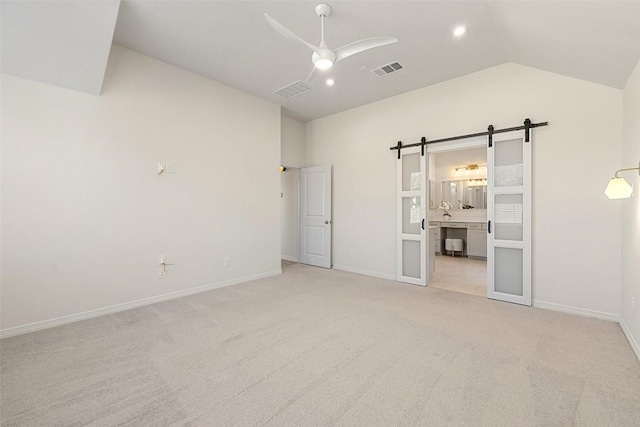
[
  {"left": 281, "top": 259, "right": 297, "bottom": 268},
  {"left": 429, "top": 255, "right": 487, "bottom": 297},
  {"left": 1, "top": 264, "right": 639, "bottom": 426}
]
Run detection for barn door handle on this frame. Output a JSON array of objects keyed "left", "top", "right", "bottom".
[
  {"left": 488, "top": 220, "right": 491, "bottom": 233},
  {"left": 422, "top": 219, "right": 425, "bottom": 230}
]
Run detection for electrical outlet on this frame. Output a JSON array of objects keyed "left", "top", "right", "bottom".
[
  {"left": 166, "top": 163, "right": 174, "bottom": 174},
  {"left": 632, "top": 296, "right": 635, "bottom": 313},
  {"left": 224, "top": 257, "right": 231, "bottom": 268},
  {"left": 348, "top": 249, "right": 354, "bottom": 256}
]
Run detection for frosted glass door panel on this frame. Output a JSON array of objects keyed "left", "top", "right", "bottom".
[
  {"left": 402, "top": 197, "right": 421, "bottom": 234},
  {"left": 488, "top": 131, "right": 531, "bottom": 306},
  {"left": 494, "top": 194, "right": 523, "bottom": 241},
  {"left": 494, "top": 139, "right": 523, "bottom": 187},
  {"left": 397, "top": 146, "right": 428, "bottom": 286},
  {"left": 402, "top": 153, "right": 421, "bottom": 191},
  {"left": 402, "top": 240, "right": 421, "bottom": 279},
  {"left": 494, "top": 247, "right": 523, "bottom": 296}
]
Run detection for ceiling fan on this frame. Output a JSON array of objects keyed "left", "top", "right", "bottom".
[{"left": 265, "top": 3, "right": 397, "bottom": 72}]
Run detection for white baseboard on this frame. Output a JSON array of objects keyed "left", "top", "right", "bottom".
[
  {"left": 0, "top": 269, "right": 282, "bottom": 339},
  {"left": 532, "top": 299, "right": 619, "bottom": 322},
  {"left": 619, "top": 317, "right": 640, "bottom": 362},
  {"left": 281, "top": 255, "right": 299, "bottom": 262},
  {"left": 332, "top": 264, "right": 397, "bottom": 281}
]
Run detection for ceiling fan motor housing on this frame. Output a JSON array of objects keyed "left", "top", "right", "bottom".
[{"left": 315, "top": 4, "right": 331, "bottom": 17}]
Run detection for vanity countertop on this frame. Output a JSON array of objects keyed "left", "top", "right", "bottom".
[{"left": 431, "top": 219, "right": 487, "bottom": 224}]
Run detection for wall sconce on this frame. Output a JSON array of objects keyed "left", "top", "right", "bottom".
[
  {"left": 605, "top": 161, "right": 639, "bottom": 199},
  {"left": 280, "top": 166, "right": 287, "bottom": 172}
]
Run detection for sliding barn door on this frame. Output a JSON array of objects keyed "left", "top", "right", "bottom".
[
  {"left": 397, "top": 147, "right": 429, "bottom": 286},
  {"left": 487, "top": 132, "right": 531, "bottom": 305}
]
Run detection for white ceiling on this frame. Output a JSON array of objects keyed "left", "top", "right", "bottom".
[
  {"left": 113, "top": 0, "right": 640, "bottom": 121},
  {"left": 3, "top": 1, "right": 640, "bottom": 121},
  {"left": 1, "top": 0, "right": 120, "bottom": 95}
]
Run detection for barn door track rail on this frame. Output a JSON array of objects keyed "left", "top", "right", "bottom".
[{"left": 390, "top": 118, "right": 548, "bottom": 157}]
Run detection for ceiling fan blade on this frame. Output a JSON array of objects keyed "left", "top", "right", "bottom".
[
  {"left": 304, "top": 65, "right": 317, "bottom": 83},
  {"left": 265, "top": 14, "right": 319, "bottom": 53},
  {"left": 335, "top": 37, "right": 398, "bottom": 62}
]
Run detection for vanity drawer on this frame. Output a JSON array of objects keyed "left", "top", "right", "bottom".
[
  {"left": 444, "top": 222, "right": 465, "bottom": 228},
  {"left": 429, "top": 221, "right": 440, "bottom": 226},
  {"left": 482, "top": 223, "right": 488, "bottom": 230},
  {"left": 467, "top": 223, "right": 482, "bottom": 230}
]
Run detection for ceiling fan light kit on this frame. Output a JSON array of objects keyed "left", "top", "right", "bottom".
[{"left": 265, "top": 3, "right": 397, "bottom": 77}]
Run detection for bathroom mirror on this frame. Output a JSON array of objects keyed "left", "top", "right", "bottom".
[
  {"left": 438, "top": 180, "right": 487, "bottom": 209},
  {"left": 464, "top": 183, "right": 487, "bottom": 209},
  {"left": 429, "top": 180, "right": 436, "bottom": 209}
]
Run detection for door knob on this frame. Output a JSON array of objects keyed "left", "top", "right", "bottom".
[{"left": 324, "top": 220, "right": 331, "bottom": 224}]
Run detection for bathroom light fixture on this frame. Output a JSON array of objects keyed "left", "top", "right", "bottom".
[
  {"left": 605, "top": 161, "right": 639, "bottom": 199},
  {"left": 454, "top": 164, "right": 487, "bottom": 177},
  {"left": 457, "top": 163, "right": 479, "bottom": 171},
  {"left": 326, "top": 78, "right": 335, "bottom": 86},
  {"left": 467, "top": 178, "right": 487, "bottom": 186}
]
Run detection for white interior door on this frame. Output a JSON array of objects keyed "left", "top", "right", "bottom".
[
  {"left": 300, "top": 165, "right": 332, "bottom": 268},
  {"left": 487, "top": 132, "right": 532, "bottom": 305},
  {"left": 397, "top": 147, "right": 429, "bottom": 286}
]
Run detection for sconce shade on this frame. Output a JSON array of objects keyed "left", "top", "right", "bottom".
[{"left": 605, "top": 177, "right": 633, "bottom": 199}]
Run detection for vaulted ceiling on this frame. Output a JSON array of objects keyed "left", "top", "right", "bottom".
[{"left": 3, "top": 1, "right": 640, "bottom": 121}]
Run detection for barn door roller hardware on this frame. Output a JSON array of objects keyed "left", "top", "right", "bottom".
[{"left": 390, "top": 119, "right": 548, "bottom": 154}]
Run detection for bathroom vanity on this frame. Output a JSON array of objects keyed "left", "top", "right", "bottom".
[{"left": 429, "top": 220, "right": 488, "bottom": 259}]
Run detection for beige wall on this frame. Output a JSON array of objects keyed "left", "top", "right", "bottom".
[
  {"left": 281, "top": 169, "right": 300, "bottom": 262},
  {"left": 280, "top": 115, "right": 305, "bottom": 262},
  {"left": 1, "top": 46, "right": 282, "bottom": 333},
  {"left": 305, "top": 63, "right": 623, "bottom": 319},
  {"left": 281, "top": 115, "right": 305, "bottom": 167},
  {"left": 621, "top": 58, "right": 640, "bottom": 359}
]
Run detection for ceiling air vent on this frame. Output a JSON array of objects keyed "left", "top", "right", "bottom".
[
  {"left": 274, "top": 81, "right": 315, "bottom": 99},
  {"left": 371, "top": 61, "right": 405, "bottom": 77}
]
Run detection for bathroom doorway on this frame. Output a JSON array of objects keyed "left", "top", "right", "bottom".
[{"left": 427, "top": 144, "right": 488, "bottom": 297}]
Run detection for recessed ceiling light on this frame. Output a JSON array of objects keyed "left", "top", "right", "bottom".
[
  {"left": 453, "top": 25, "right": 466, "bottom": 37},
  {"left": 326, "top": 78, "right": 335, "bottom": 86}
]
